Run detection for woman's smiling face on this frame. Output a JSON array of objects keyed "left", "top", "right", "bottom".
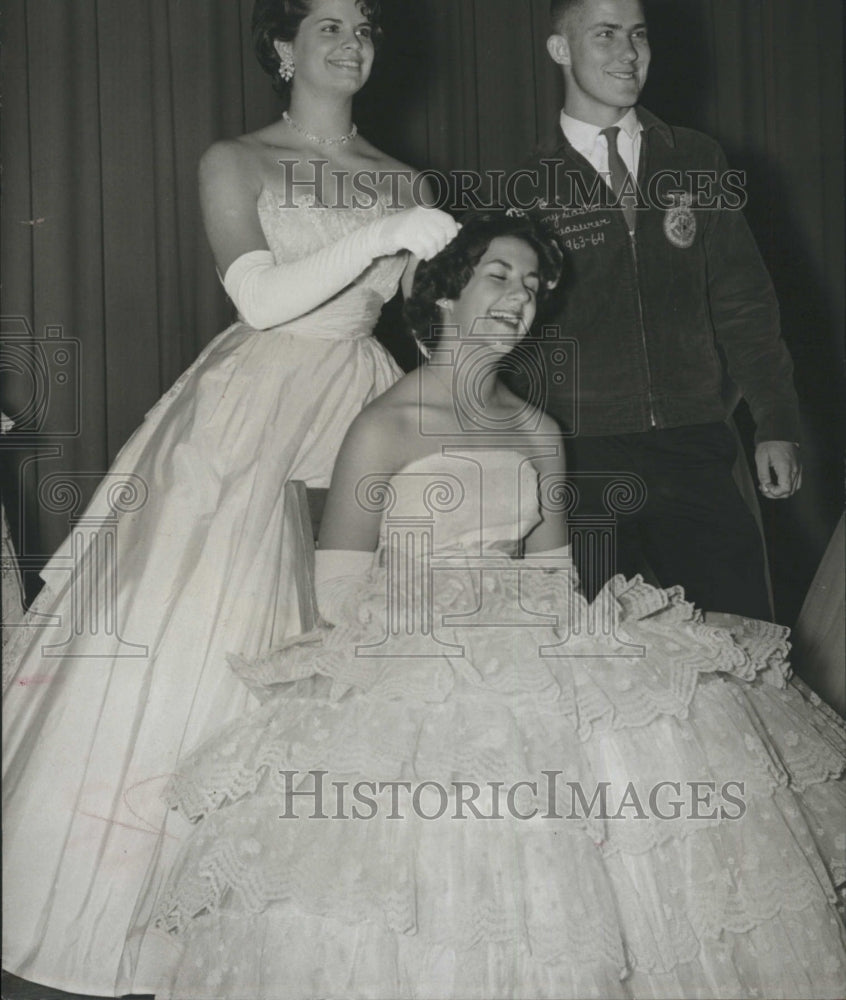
[
  {"left": 282, "top": 0, "right": 376, "bottom": 94},
  {"left": 444, "top": 236, "right": 541, "bottom": 353}
]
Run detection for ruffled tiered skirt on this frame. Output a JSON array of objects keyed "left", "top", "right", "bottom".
[{"left": 150, "top": 568, "right": 846, "bottom": 998}]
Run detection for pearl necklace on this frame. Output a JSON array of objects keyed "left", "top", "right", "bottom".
[{"left": 282, "top": 110, "right": 358, "bottom": 146}]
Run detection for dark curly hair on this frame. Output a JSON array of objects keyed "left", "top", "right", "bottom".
[
  {"left": 404, "top": 211, "right": 564, "bottom": 354},
  {"left": 252, "top": 0, "right": 383, "bottom": 99}
]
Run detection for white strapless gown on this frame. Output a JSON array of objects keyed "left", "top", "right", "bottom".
[
  {"left": 2, "top": 190, "right": 405, "bottom": 996},
  {"left": 151, "top": 450, "right": 846, "bottom": 999}
]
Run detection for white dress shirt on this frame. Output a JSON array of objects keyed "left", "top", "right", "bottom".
[{"left": 559, "top": 107, "right": 643, "bottom": 187}]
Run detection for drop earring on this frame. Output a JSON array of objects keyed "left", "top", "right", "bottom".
[
  {"left": 278, "top": 43, "right": 295, "bottom": 83},
  {"left": 415, "top": 338, "right": 432, "bottom": 360}
]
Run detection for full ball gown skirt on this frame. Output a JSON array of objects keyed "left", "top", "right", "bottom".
[
  {"left": 152, "top": 450, "right": 846, "bottom": 1000},
  {"left": 2, "top": 190, "right": 405, "bottom": 996}
]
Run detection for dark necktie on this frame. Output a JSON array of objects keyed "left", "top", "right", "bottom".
[{"left": 601, "top": 125, "right": 636, "bottom": 232}]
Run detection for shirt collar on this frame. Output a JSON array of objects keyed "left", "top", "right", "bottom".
[{"left": 559, "top": 107, "right": 642, "bottom": 154}]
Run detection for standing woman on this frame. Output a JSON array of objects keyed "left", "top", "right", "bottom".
[{"left": 2, "top": 0, "right": 456, "bottom": 995}]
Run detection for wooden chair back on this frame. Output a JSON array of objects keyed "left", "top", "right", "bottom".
[{"left": 283, "top": 481, "right": 327, "bottom": 634}]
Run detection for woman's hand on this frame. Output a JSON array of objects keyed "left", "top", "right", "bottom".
[{"left": 378, "top": 207, "right": 459, "bottom": 261}]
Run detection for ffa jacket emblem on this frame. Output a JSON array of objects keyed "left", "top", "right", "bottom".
[{"left": 664, "top": 192, "right": 696, "bottom": 248}]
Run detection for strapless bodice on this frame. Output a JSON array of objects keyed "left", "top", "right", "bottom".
[
  {"left": 254, "top": 189, "right": 407, "bottom": 341},
  {"left": 369, "top": 449, "right": 542, "bottom": 559}
]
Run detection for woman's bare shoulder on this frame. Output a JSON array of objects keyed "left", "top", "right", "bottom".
[
  {"left": 199, "top": 136, "right": 264, "bottom": 190},
  {"left": 357, "top": 375, "right": 421, "bottom": 428},
  {"left": 342, "top": 378, "right": 419, "bottom": 461},
  {"left": 199, "top": 128, "right": 305, "bottom": 188}
]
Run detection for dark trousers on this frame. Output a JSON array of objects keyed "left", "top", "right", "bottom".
[{"left": 565, "top": 423, "right": 772, "bottom": 620}]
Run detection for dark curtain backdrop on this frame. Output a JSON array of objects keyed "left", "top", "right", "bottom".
[{"left": 2, "top": 0, "right": 843, "bottom": 625}]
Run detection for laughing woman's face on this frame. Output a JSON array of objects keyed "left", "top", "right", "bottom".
[{"left": 443, "top": 236, "right": 541, "bottom": 354}]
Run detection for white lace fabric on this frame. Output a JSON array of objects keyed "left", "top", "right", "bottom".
[{"left": 153, "top": 449, "right": 846, "bottom": 999}]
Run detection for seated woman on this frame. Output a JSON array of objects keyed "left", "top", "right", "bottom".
[{"left": 151, "top": 213, "right": 846, "bottom": 1000}]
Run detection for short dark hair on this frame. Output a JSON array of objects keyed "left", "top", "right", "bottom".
[
  {"left": 252, "top": 0, "right": 383, "bottom": 98},
  {"left": 549, "top": 0, "right": 586, "bottom": 33},
  {"left": 404, "top": 212, "right": 564, "bottom": 353},
  {"left": 551, "top": 0, "right": 649, "bottom": 33}
]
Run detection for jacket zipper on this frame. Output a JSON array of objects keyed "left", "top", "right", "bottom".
[
  {"left": 565, "top": 129, "right": 658, "bottom": 429},
  {"left": 627, "top": 231, "right": 656, "bottom": 427},
  {"left": 628, "top": 129, "right": 657, "bottom": 429}
]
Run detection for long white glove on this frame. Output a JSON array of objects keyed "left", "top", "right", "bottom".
[
  {"left": 315, "top": 548, "right": 375, "bottom": 625},
  {"left": 223, "top": 207, "right": 459, "bottom": 330}
]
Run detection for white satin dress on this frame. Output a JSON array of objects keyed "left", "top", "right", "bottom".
[{"left": 2, "top": 190, "right": 405, "bottom": 996}]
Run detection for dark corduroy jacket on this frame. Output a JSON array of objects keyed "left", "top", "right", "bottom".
[{"left": 512, "top": 107, "right": 800, "bottom": 442}]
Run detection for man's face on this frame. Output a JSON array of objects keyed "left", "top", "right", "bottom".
[{"left": 549, "top": 0, "right": 650, "bottom": 126}]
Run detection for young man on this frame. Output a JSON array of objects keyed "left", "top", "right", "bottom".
[{"left": 515, "top": 0, "right": 801, "bottom": 618}]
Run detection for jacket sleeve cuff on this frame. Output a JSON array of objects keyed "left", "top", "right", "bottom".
[{"left": 753, "top": 407, "right": 802, "bottom": 446}]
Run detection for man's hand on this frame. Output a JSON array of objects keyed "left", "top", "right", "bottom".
[{"left": 755, "top": 441, "right": 802, "bottom": 499}]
